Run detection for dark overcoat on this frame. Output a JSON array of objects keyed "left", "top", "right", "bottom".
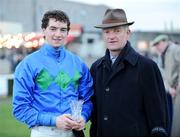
[{"left": 90, "top": 42, "right": 169, "bottom": 137}]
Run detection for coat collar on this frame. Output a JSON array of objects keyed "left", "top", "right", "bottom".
[
  {"left": 97, "top": 41, "right": 139, "bottom": 67},
  {"left": 40, "top": 43, "right": 65, "bottom": 62},
  {"left": 124, "top": 41, "right": 139, "bottom": 66}
]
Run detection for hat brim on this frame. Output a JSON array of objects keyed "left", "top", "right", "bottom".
[{"left": 95, "top": 21, "right": 134, "bottom": 29}]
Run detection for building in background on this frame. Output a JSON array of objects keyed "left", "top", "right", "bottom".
[
  {"left": 0, "top": 0, "right": 108, "bottom": 63},
  {"left": 0, "top": 0, "right": 108, "bottom": 33},
  {"left": 0, "top": 21, "right": 22, "bottom": 34}
]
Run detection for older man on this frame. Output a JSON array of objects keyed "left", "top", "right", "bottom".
[
  {"left": 151, "top": 34, "right": 180, "bottom": 137},
  {"left": 90, "top": 9, "right": 169, "bottom": 137}
]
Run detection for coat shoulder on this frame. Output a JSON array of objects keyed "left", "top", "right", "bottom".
[
  {"left": 170, "top": 44, "right": 180, "bottom": 62},
  {"left": 91, "top": 57, "right": 104, "bottom": 69}
]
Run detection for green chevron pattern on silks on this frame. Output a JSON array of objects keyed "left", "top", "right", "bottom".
[
  {"left": 72, "top": 71, "right": 81, "bottom": 90},
  {"left": 55, "top": 71, "right": 71, "bottom": 91},
  {"left": 35, "top": 69, "right": 81, "bottom": 91},
  {"left": 35, "top": 69, "right": 54, "bottom": 91}
]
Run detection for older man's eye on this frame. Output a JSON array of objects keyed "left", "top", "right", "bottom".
[
  {"left": 103, "top": 30, "right": 109, "bottom": 34},
  {"left": 114, "top": 29, "right": 121, "bottom": 33}
]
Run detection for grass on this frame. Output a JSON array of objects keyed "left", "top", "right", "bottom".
[
  {"left": 0, "top": 98, "right": 30, "bottom": 137},
  {"left": 0, "top": 97, "right": 90, "bottom": 137}
]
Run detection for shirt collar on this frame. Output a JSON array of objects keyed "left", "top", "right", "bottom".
[{"left": 110, "top": 54, "right": 118, "bottom": 64}]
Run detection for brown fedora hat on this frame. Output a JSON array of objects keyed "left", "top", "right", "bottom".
[{"left": 95, "top": 8, "right": 134, "bottom": 29}]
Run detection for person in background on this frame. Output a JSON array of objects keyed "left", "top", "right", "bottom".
[
  {"left": 151, "top": 34, "right": 180, "bottom": 137},
  {"left": 12, "top": 10, "right": 93, "bottom": 137},
  {"left": 90, "top": 8, "right": 169, "bottom": 137}
]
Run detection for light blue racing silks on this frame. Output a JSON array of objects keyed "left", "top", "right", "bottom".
[{"left": 12, "top": 44, "right": 93, "bottom": 128}]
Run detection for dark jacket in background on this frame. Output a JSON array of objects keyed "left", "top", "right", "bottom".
[{"left": 90, "top": 41, "right": 169, "bottom": 137}]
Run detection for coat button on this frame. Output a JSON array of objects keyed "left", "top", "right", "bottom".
[
  {"left": 105, "top": 88, "right": 110, "bottom": 92},
  {"left": 104, "top": 116, "right": 108, "bottom": 121}
]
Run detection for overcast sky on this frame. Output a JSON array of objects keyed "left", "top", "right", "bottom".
[{"left": 66, "top": 0, "right": 180, "bottom": 32}]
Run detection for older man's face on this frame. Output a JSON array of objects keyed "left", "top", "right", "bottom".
[{"left": 102, "top": 26, "right": 131, "bottom": 53}]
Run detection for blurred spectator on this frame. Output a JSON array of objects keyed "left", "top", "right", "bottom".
[
  {"left": 0, "top": 46, "right": 37, "bottom": 73},
  {"left": 151, "top": 34, "right": 180, "bottom": 137}
]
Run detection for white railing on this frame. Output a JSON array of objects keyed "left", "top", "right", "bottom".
[{"left": 0, "top": 74, "right": 14, "bottom": 97}]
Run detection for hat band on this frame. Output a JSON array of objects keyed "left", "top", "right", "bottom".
[{"left": 102, "top": 19, "right": 128, "bottom": 24}]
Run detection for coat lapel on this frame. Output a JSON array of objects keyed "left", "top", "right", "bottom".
[{"left": 105, "top": 62, "right": 125, "bottom": 85}]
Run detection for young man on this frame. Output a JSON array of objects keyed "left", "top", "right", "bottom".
[
  {"left": 151, "top": 34, "right": 180, "bottom": 137},
  {"left": 12, "top": 10, "right": 93, "bottom": 137},
  {"left": 90, "top": 9, "right": 169, "bottom": 137}
]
